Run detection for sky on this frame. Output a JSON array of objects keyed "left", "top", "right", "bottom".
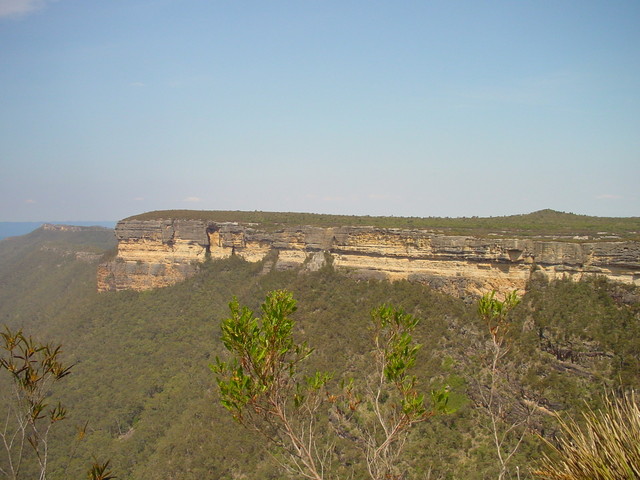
[{"left": 1, "top": 0, "right": 639, "bottom": 221}]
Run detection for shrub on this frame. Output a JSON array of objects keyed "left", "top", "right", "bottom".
[{"left": 533, "top": 391, "right": 640, "bottom": 480}]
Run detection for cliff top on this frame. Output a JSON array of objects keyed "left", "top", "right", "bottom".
[{"left": 124, "top": 209, "right": 640, "bottom": 241}]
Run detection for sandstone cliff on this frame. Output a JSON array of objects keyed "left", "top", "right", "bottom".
[{"left": 97, "top": 218, "right": 640, "bottom": 297}]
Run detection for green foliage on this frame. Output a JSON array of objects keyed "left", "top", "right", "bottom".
[
  {"left": 519, "top": 277, "right": 640, "bottom": 399},
  {"left": 1, "top": 227, "right": 639, "bottom": 479},
  {"left": 0, "top": 226, "right": 116, "bottom": 329},
  {"left": 88, "top": 460, "right": 116, "bottom": 480},
  {"left": 213, "top": 290, "right": 331, "bottom": 480},
  {"left": 214, "top": 293, "right": 453, "bottom": 480},
  {"left": 534, "top": 391, "right": 640, "bottom": 480},
  {"left": 1, "top": 328, "right": 118, "bottom": 480},
  {"left": 477, "top": 290, "right": 521, "bottom": 346},
  {"left": 125, "top": 209, "right": 640, "bottom": 240},
  {"left": 333, "top": 304, "right": 454, "bottom": 480},
  {"left": 477, "top": 291, "right": 529, "bottom": 480},
  {"left": 372, "top": 304, "right": 452, "bottom": 418},
  {"left": 0, "top": 328, "right": 73, "bottom": 479},
  {"left": 214, "top": 290, "right": 325, "bottom": 421}
]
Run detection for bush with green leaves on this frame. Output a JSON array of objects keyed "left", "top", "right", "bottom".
[
  {"left": 333, "top": 304, "right": 453, "bottom": 480},
  {"left": 0, "top": 327, "right": 114, "bottom": 480},
  {"left": 212, "top": 290, "right": 452, "bottom": 480},
  {"left": 477, "top": 290, "right": 531, "bottom": 480},
  {"left": 0, "top": 327, "right": 72, "bottom": 480},
  {"left": 212, "top": 290, "right": 331, "bottom": 480}
]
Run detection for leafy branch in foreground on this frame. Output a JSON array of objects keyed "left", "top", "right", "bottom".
[
  {"left": 213, "top": 291, "right": 453, "bottom": 480},
  {"left": 0, "top": 327, "right": 72, "bottom": 480},
  {"left": 533, "top": 391, "right": 640, "bottom": 480},
  {"left": 212, "top": 290, "right": 332, "bottom": 480},
  {"left": 333, "top": 305, "right": 453, "bottom": 480},
  {"left": 477, "top": 290, "right": 532, "bottom": 480},
  {"left": 0, "top": 327, "right": 115, "bottom": 480}
]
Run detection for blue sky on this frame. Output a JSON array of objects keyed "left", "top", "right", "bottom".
[{"left": 1, "top": 0, "right": 638, "bottom": 221}]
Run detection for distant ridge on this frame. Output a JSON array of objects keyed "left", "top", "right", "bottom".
[
  {"left": 0, "top": 221, "right": 116, "bottom": 240},
  {"left": 123, "top": 209, "right": 640, "bottom": 240}
]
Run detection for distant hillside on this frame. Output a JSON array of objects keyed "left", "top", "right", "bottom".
[
  {"left": 0, "top": 221, "right": 116, "bottom": 240},
  {"left": 0, "top": 225, "right": 116, "bottom": 327},
  {"left": 126, "top": 209, "right": 640, "bottom": 240}
]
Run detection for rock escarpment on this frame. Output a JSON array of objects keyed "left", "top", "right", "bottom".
[{"left": 97, "top": 218, "right": 640, "bottom": 297}]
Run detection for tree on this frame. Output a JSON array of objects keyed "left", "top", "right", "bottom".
[
  {"left": 212, "top": 290, "right": 451, "bottom": 480},
  {"left": 0, "top": 327, "right": 115, "bottom": 480},
  {"left": 212, "top": 290, "right": 331, "bottom": 480},
  {"left": 477, "top": 290, "right": 531, "bottom": 480},
  {"left": 333, "top": 304, "right": 453, "bottom": 480},
  {"left": 0, "top": 327, "right": 72, "bottom": 480}
]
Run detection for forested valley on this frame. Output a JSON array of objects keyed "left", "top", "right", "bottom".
[{"left": 1, "top": 225, "right": 639, "bottom": 479}]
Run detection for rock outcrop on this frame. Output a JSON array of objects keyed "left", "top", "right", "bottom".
[{"left": 97, "top": 218, "right": 640, "bottom": 297}]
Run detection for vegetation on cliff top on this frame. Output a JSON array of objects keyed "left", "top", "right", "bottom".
[{"left": 124, "top": 208, "right": 640, "bottom": 240}]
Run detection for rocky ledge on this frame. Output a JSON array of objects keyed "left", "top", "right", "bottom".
[{"left": 97, "top": 218, "right": 640, "bottom": 297}]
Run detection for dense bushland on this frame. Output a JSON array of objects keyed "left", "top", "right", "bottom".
[{"left": 1, "top": 227, "right": 638, "bottom": 479}]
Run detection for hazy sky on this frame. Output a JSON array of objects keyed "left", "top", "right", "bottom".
[{"left": 1, "top": 0, "right": 638, "bottom": 221}]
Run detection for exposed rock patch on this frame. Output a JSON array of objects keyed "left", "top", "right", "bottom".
[{"left": 98, "top": 219, "right": 640, "bottom": 297}]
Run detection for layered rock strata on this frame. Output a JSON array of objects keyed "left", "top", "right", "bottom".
[{"left": 97, "top": 219, "right": 640, "bottom": 297}]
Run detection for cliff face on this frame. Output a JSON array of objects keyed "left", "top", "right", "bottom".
[{"left": 97, "top": 219, "right": 640, "bottom": 297}]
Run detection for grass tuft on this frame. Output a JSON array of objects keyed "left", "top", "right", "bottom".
[{"left": 534, "top": 391, "right": 640, "bottom": 480}]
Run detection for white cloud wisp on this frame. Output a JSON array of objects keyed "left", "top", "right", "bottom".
[{"left": 0, "top": 0, "right": 48, "bottom": 18}]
